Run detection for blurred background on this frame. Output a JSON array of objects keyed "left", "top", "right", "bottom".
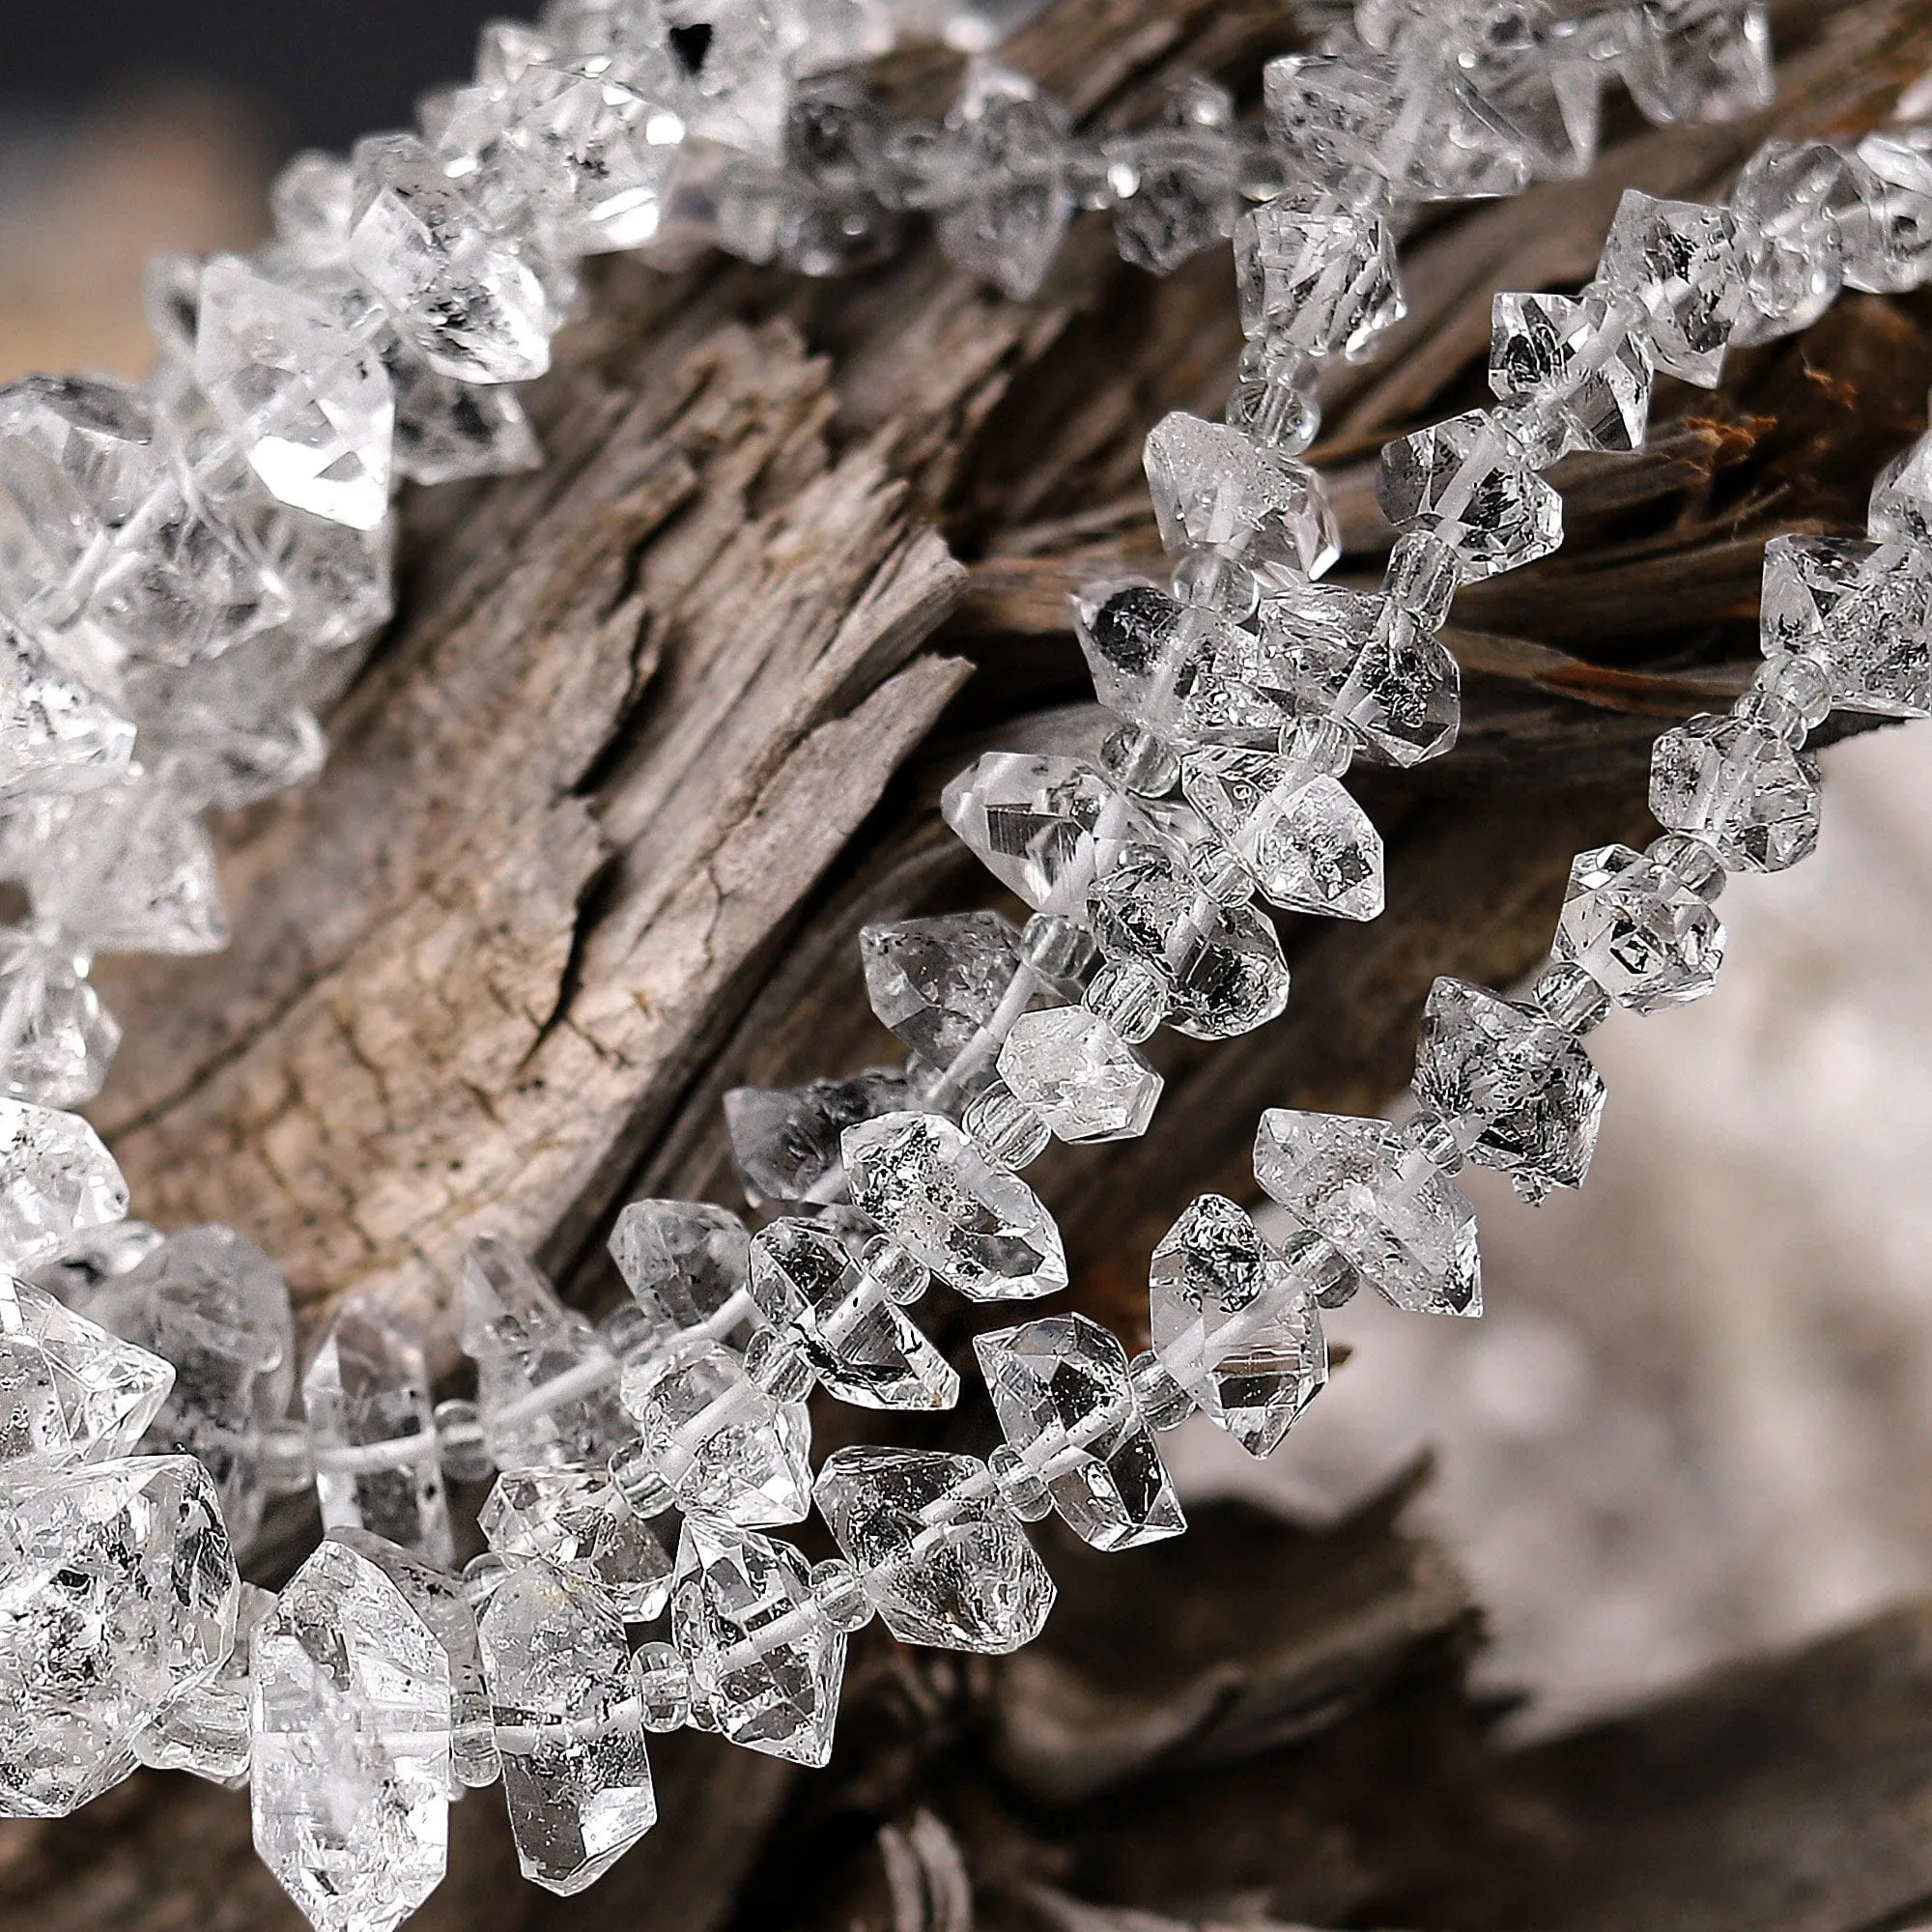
[{"left": 9, "top": 2, "right": 1932, "bottom": 1748}]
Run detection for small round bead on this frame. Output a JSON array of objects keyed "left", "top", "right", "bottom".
[
  {"left": 746, "top": 1325, "right": 816, "bottom": 1403},
  {"left": 631, "top": 1641, "right": 693, "bottom": 1731},
  {"left": 1084, "top": 957, "right": 1168, "bottom": 1043},
  {"left": 860, "top": 1234, "right": 928, "bottom": 1305},
  {"left": 259, "top": 1419, "right": 316, "bottom": 1496},
  {"left": 1405, "top": 1107, "right": 1466, "bottom": 1175},
  {"left": 1289, "top": 1232, "right": 1358, "bottom": 1309},
  {"left": 435, "top": 1398, "right": 496, "bottom": 1484},
  {"left": 1646, "top": 830, "right": 1727, "bottom": 902},
  {"left": 1100, "top": 724, "right": 1182, "bottom": 799},
  {"left": 1279, "top": 714, "right": 1354, "bottom": 776},
  {"left": 1228, "top": 344, "right": 1321, "bottom": 453},
  {"left": 608, "top": 1438, "right": 675, "bottom": 1517},
  {"left": 1381, "top": 530, "right": 1461, "bottom": 632},
  {"left": 963, "top": 1080, "right": 1052, "bottom": 1168},
  {"left": 810, "top": 1558, "right": 877, "bottom": 1633},
  {"left": 1731, "top": 682, "right": 1806, "bottom": 746},
  {"left": 597, "top": 1300, "right": 656, "bottom": 1362},
  {"left": 462, "top": 1550, "right": 512, "bottom": 1609},
  {"left": 1022, "top": 912, "right": 1098, "bottom": 982},
  {"left": 1065, "top": 143, "right": 1122, "bottom": 211},
  {"left": 1528, "top": 959, "right": 1612, "bottom": 1037},
  {"left": 1172, "top": 548, "right": 1261, "bottom": 622},
  {"left": 1187, "top": 838, "right": 1255, "bottom": 906},
  {"left": 1126, "top": 1350, "right": 1196, "bottom": 1431},
  {"left": 1754, "top": 650, "right": 1834, "bottom": 730},
  {"left": 989, "top": 1443, "right": 1054, "bottom": 1521},
  {"left": 453, "top": 1714, "right": 502, "bottom": 1789}
]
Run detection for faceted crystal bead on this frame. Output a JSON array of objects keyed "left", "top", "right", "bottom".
[
  {"left": 1843, "top": 136, "right": 1932, "bottom": 296},
  {"left": 481, "top": 1464, "right": 674, "bottom": 1620},
  {"left": 812, "top": 1445, "right": 1055, "bottom": 1652},
  {"left": 1104, "top": 126, "right": 1237, "bottom": 276},
  {"left": 1070, "top": 581, "right": 1280, "bottom": 750},
  {"left": 1456, "top": 3, "right": 1602, "bottom": 181},
  {"left": 671, "top": 1517, "right": 846, "bottom": 1765},
  {"left": 1489, "top": 292, "right": 1653, "bottom": 454},
  {"left": 861, "top": 911, "right": 1064, "bottom": 1104},
  {"left": 0, "top": 1454, "right": 239, "bottom": 1816},
  {"left": 753, "top": 81, "right": 902, "bottom": 278},
  {"left": 1759, "top": 534, "right": 1932, "bottom": 719},
  {"left": 1551, "top": 841, "right": 1726, "bottom": 1011},
  {"left": 271, "top": 150, "right": 356, "bottom": 270},
  {"left": 1144, "top": 412, "right": 1340, "bottom": 584},
  {"left": 747, "top": 1217, "right": 957, "bottom": 1410},
  {"left": 842, "top": 1110, "right": 1067, "bottom": 1300},
  {"left": 349, "top": 133, "right": 554, "bottom": 384},
  {"left": 133, "top": 1579, "right": 276, "bottom": 1786},
  {"left": 631, "top": 1639, "right": 691, "bottom": 1730},
  {"left": 193, "top": 255, "right": 396, "bottom": 530},
  {"left": 1620, "top": 0, "right": 1773, "bottom": 126},
  {"left": 974, "top": 1313, "right": 1185, "bottom": 1549},
  {"left": 384, "top": 330, "right": 544, "bottom": 486},
  {"left": 0, "top": 1100, "right": 128, "bottom": 1274},
  {"left": 1086, "top": 844, "right": 1290, "bottom": 1041},
  {"left": 0, "top": 620, "right": 135, "bottom": 804},
  {"left": 0, "top": 929, "right": 120, "bottom": 1109},
  {"left": 1148, "top": 1193, "right": 1327, "bottom": 1456},
  {"left": 28, "top": 1218, "right": 162, "bottom": 1321},
  {"left": 252, "top": 1538, "right": 452, "bottom": 1932},
  {"left": 1729, "top": 140, "right": 1857, "bottom": 346},
  {"left": 1870, "top": 430, "right": 1932, "bottom": 549},
  {"left": 995, "top": 1006, "right": 1161, "bottom": 1142},
  {"left": 1264, "top": 51, "right": 1530, "bottom": 202},
  {"left": 608, "top": 1197, "right": 756, "bottom": 1361},
  {"left": 1255, "top": 582, "right": 1461, "bottom": 768},
  {"left": 479, "top": 1566, "right": 656, "bottom": 1893},
  {"left": 302, "top": 1295, "right": 453, "bottom": 1567},
  {"left": 247, "top": 489, "right": 395, "bottom": 651},
  {"left": 930, "top": 66, "right": 1074, "bottom": 300},
  {"left": 618, "top": 1343, "right": 811, "bottom": 1526},
  {"left": 1651, "top": 713, "right": 1822, "bottom": 874},
  {"left": 1255, "top": 1109, "right": 1481, "bottom": 1318},
  {"left": 1377, "top": 409, "right": 1564, "bottom": 579},
  {"left": 941, "top": 752, "right": 1158, "bottom": 917},
  {"left": 724, "top": 1066, "right": 910, "bottom": 1208},
  {"left": 0, "top": 1274, "right": 172, "bottom": 1472},
  {"left": 1233, "top": 191, "right": 1404, "bottom": 362},
  {"left": 460, "top": 1235, "right": 633, "bottom": 1470},
  {"left": 1596, "top": 189, "right": 1744, "bottom": 387},
  {"left": 1179, "top": 746, "right": 1382, "bottom": 920},
  {"left": 1413, "top": 976, "right": 1606, "bottom": 1202}
]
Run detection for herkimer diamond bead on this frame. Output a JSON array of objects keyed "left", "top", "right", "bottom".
[
  {"left": 1620, "top": 0, "right": 1774, "bottom": 127},
  {"left": 478, "top": 1565, "right": 657, "bottom": 1894},
  {"left": 929, "top": 66, "right": 1074, "bottom": 302},
  {"left": 671, "top": 1517, "right": 846, "bottom": 1766},
  {"left": 608, "top": 1197, "right": 756, "bottom": 1362},
  {"left": 1148, "top": 1193, "right": 1326, "bottom": 1457},
  {"left": 1596, "top": 189, "right": 1745, "bottom": 387},
  {"left": 133, "top": 1578, "right": 275, "bottom": 1787},
  {"left": 1488, "top": 292, "right": 1653, "bottom": 454},
  {"left": 747, "top": 1217, "right": 958, "bottom": 1411},
  {"left": 481, "top": 1464, "right": 674, "bottom": 1621},
  {"left": 1254, "top": 1109, "right": 1481, "bottom": 1318},
  {"left": 1105, "top": 125, "right": 1238, "bottom": 276},
  {"left": 996, "top": 1005, "right": 1162, "bottom": 1142},
  {"left": 1759, "top": 533, "right": 1932, "bottom": 719},
  {"left": 0, "top": 1273, "right": 172, "bottom": 1473},
  {"left": 843, "top": 1110, "right": 1068, "bottom": 1300},
  {"left": 1870, "top": 428, "right": 1932, "bottom": 548},
  {"left": 1552, "top": 842, "right": 1726, "bottom": 1011},
  {"left": 724, "top": 1067, "right": 910, "bottom": 1209},
  {"left": 1179, "top": 746, "right": 1382, "bottom": 920},
  {"left": 974, "top": 1312, "right": 1186, "bottom": 1550},
  {"left": 1651, "top": 713, "right": 1822, "bottom": 873},
  {"left": 1377, "top": 409, "right": 1564, "bottom": 581},
  {"left": 1729, "top": 140, "right": 1858, "bottom": 346},
  {"left": 1144, "top": 412, "right": 1340, "bottom": 585},
  {"left": 0, "top": 928, "right": 121, "bottom": 1111},
  {"left": 0, "top": 1454, "right": 239, "bottom": 1817},
  {"left": 1413, "top": 976, "right": 1607, "bottom": 1202},
  {"left": 1843, "top": 134, "right": 1932, "bottom": 296},
  {"left": 812, "top": 1445, "right": 1055, "bottom": 1653},
  {"left": 0, "top": 619, "right": 134, "bottom": 805},
  {"left": 0, "top": 1100, "right": 128, "bottom": 1275},
  {"left": 1233, "top": 191, "right": 1404, "bottom": 362},
  {"left": 251, "top": 1538, "right": 452, "bottom": 1932},
  {"left": 384, "top": 326, "right": 544, "bottom": 486}
]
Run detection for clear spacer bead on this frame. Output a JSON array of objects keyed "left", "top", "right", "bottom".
[
  {"left": 632, "top": 1641, "right": 692, "bottom": 1731},
  {"left": 462, "top": 1550, "right": 512, "bottom": 1610},
  {"left": 1065, "top": 142, "right": 1122, "bottom": 212},
  {"left": 260, "top": 1419, "right": 316, "bottom": 1496},
  {"left": 988, "top": 1442, "right": 1054, "bottom": 1520},
  {"left": 1282, "top": 1228, "right": 1358, "bottom": 1310},
  {"left": 1381, "top": 530, "right": 1462, "bottom": 632},
  {"left": 1646, "top": 830, "right": 1728, "bottom": 900},
  {"left": 810, "top": 1557, "right": 878, "bottom": 1634},
  {"left": 746, "top": 1325, "right": 817, "bottom": 1403},
  {"left": 1529, "top": 958, "right": 1613, "bottom": 1036},
  {"left": 862, "top": 1234, "right": 928, "bottom": 1305},
  {"left": 435, "top": 1398, "right": 496, "bottom": 1483},
  {"left": 1227, "top": 343, "right": 1321, "bottom": 454},
  {"left": 1172, "top": 547, "right": 1262, "bottom": 621},
  {"left": 1405, "top": 1106, "right": 1466, "bottom": 1175},
  {"left": 1084, "top": 956, "right": 1169, "bottom": 1042},
  {"left": 608, "top": 1437, "right": 676, "bottom": 1517},
  {"left": 1100, "top": 724, "right": 1183, "bottom": 799},
  {"left": 1022, "top": 912, "right": 1099, "bottom": 981},
  {"left": 1187, "top": 838, "right": 1256, "bottom": 906},
  {"left": 962, "top": 1079, "right": 1053, "bottom": 1169},
  {"left": 1280, "top": 713, "right": 1354, "bottom": 776},
  {"left": 1753, "top": 650, "right": 1834, "bottom": 731},
  {"left": 1127, "top": 1349, "right": 1197, "bottom": 1430}
]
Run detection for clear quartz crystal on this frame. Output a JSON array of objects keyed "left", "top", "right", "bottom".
[
  {"left": 1377, "top": 408, "right": 1564, "bottom": 579},
  {"left": 929, "top": 64, "right": 1074, "bottom": 300},
  {"left": 1148, "top": 1193, "right": 1327, "bottom": 1457},
  {"left": 1413, "top": 976, "right": 1606, "bottom": 1202},
  {"left": 723, "top": 1066, "right": 910, "bottom": 1207},
  {"left": 134, "top": 1579, "right": 276, "bottom": 1786},
  {"left": 0, "top": 1454, "right": 239, "bottom": 1816},
  {"left": 478, "top": 1567, "right": 658, "bottom": 1894},
  {"left": 192, "top": 255, "right": 396, "bottom": 530},
  {"left": 995, "top": 1005, "right": 1162, "bottom": 1142},
  {"left": 974, "top": 1312, "right": 1186, "bottom": 1549},
  {"left": 1233, "top": 190, "right": 1404, "bottom": 361},
  {"left": 842, "top": 1110, "right": 1067, "bottom": 1300},
  {"left": 460, "top": 1235, "right": 633, "bottom": 1470},
  {"left": 1179, "top": 746, "right": 1383, "bottom": 920},
  {"left": 747, "top": 1216, "right": 957, "bottom": 1410},
  {"left": 1253, "top": 1108, "right": 1481, "bottom": 1317},
  {"left": 302, "top": 1294, "right": 453, "bottom": 1567},
  {"left": 1843, "top": 135, "right": 1932, "bottom": 296},
  {"left": 1729, "top": 139, "right": 1857, "bottom": 345},
  {"left": 670, "top": 1517, "right": 846, "bottom": 1766},
  {"left": 1620, "top": 0, "right": 1773, "bottom": 125},
  {"left": 1552, "top": 841, "right": 1726, "bottom": 1010},
  {"left": 607, "top": 1198, "right": 757, "bottom": 1361},
  {"left": 1596, "top": 188, "right": 1745, "bottom": 386},
  {"left": 0, "top": 929, "right": 120, "bottom": 1109},
  {"left": 251, "top": 1537, "right": 452, "bottom": 1932},
  {"left": 1488, "top": 291, "right": 1653, "bottom": 453},
  {"left": 1870, "top": 428, "right": 1932, "bottom": 548},
  {"left": 618, "top": 1342, "right": 811, "bottom": 1526},
  {"left": 1650, "top": 712, "right": 1823, "bottom": 872},
  {"left": 384, "top": 328, "right": 543, "bottom": 485},
  {"left": 1143, "top": 412, "right": 1340, "bottom": 585},
  {"left": 1104, "top": 125, "right": 1237, "bottom": 275},
  {"left": 812, "top": 1444, "right": 1056, "bottom": 1652},
  {"left": 481, "top": 1464, "right": 675, "bottom": 1621},
  {"left": 29, "top": 1218, "right": 162, "bottom": 1322},
  {"left": 0, "top": 1274, "right": 172, "bottom": 1473},
  {"left": 0, "top": 619, "right": 135, "bottom": 804},
  {"left": 1758, "top": 533, "right": 1932, "bottom": 718}
]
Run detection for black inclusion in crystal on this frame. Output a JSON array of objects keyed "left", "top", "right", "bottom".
[
  {"left": 668, "top": 21, "right": 714, "bottom": 74},
  {"left": 1093, "top": 586, "right": 1175, "bottom": 676}
]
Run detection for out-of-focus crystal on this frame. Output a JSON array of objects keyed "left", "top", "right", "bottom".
[
  {"left": 995, "top": 1006, "right": 1161, "bottom": 1142},
  {"left": 0, "top": 930, "right": 120, "bottom": 1109},
  {"left": 1144, "top": 412, "right": 1340, "bottom": 584},
  {"left": 1489, "top": 291, "right": 1652, "bottom": 453},
  {"left": 1105, "top": 126, "right": 1237, "bottom": 276},
  {"left": 384, "top": 329, "right": 544, "bottom": 485},
  {"left": 1621, "top": 0, "right": 1773, "bottom": 125},
  {"left": 1651, "top": 712, "right": 1822, "bottom": 873},
  {"left": 1844, "top": 136, "right": 1932, "bottom": 296},
  {"left": 481, "top": 1463, "right": 674, "bottom": 1620},
  {"left": 1759, "top": 533, "right": 1932, "bottom": 719},
  {"left": 0, "top": 620, "right": 135, "bottom": 803},
  {"left": 1596, "top": 188, "right": 1744, "bottom": 386},
  {"left": 608, "top": 1197, "right": 756, "bottom": 1360},
  {"left": 0, "top": 1274, "right": 171, "bottom": 1473},
  {"left": 1729, "top": 140, "right": 1857, "bottom": 345},
  {"left": 1233, "top": 191, "right": 1404, "bottom": 361},
  {"left": 930, "top": 65, "right": 1073, "bottom": 300},
  {"left": 1551, "top": 841, "right": 1726, "bottom": 1011},
  {"left": 724, "top": 1067, "right": 910, "bottom": 1208},
  {"left": 1377, "top": 408, "right": 1564, "bottom": 578}
]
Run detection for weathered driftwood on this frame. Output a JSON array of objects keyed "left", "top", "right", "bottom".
[{"left": 14, "top": 0, "right": 1932, "bottom": 1927}]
